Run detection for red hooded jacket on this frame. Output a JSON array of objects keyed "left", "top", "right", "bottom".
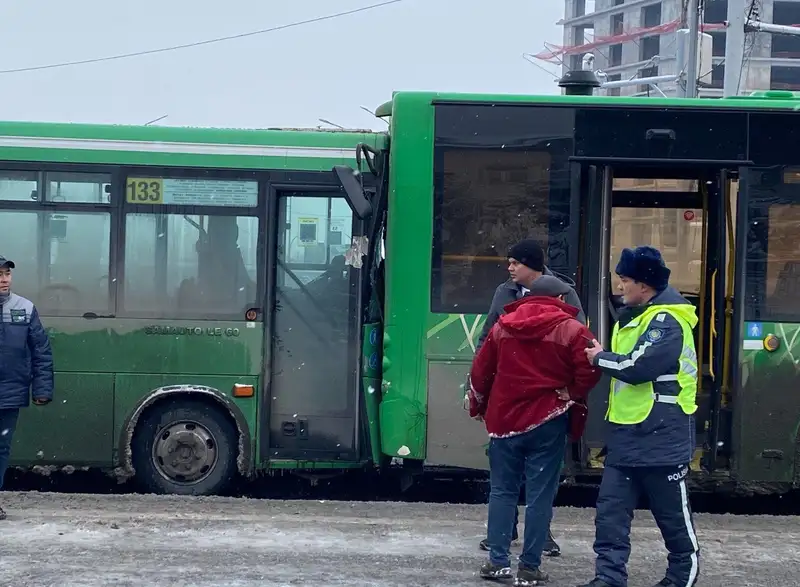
[{"left": 468, "top": 295, "right": 602, "bottom": 440}]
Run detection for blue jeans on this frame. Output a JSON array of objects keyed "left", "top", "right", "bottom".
[
  {"left": 487, "top": 414, "right": 567, "bottom": 569},
  {"left": 0, "top": 409, "right": 20, "bottom": 490}
]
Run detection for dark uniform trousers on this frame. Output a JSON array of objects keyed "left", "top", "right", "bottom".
[
  {"left": 0, "top": 408, "right": 20, "bottom": 490},
  {"left": 594, "top": 463, "right": 699, "bottom": 587}
]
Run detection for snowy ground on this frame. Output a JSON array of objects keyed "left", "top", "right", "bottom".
[{"left": 0, "top": 493, "right": 798, "bottom": 586}]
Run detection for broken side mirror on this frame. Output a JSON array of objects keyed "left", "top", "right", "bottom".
[{"left": 333, "top": 165, "right": 373, "bottom": 220}]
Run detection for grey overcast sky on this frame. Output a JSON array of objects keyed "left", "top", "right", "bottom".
[{"left": 0, "top": 0, "right": 564, "bottom": 131}]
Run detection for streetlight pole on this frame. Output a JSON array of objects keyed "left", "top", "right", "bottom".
[
  {"left": 723, "top": 0, "right": 748, "bottom": 97},
  {"left": 684, "top": 0, "right": 701, "bottom": 97}
]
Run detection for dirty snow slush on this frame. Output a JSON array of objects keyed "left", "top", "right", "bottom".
[{"left": 0, "top": 493, "right": 797, "bottom": 586}]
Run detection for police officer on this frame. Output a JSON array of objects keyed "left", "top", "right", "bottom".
[
  {"left": 578, "top": 246, "right": 700, "bottom": 587},
  {"left": 0, "top": 256, "right": 54, "bottom": 519}
]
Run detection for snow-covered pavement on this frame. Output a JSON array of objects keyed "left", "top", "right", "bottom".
[{"left": 0, "top": 492, "right": 797, "bottom": 586}]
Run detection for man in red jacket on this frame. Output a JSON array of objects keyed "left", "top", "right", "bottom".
[{"left": 469, "top": 272, "right": 601, "bottom": 585}]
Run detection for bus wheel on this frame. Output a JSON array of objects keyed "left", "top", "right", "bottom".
[{"left": 131, "top": 398, "right": 238, "bottom": 496}]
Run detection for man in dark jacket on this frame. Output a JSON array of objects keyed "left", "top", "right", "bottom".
[
  {"left": 474, "top": 239, "right": 586, "bottom": 556},
  {"left": 469, "top": 275, "right": 601, "bottom": 585},
  {"left": 578, "top": 246, "right": 700, "bottom": 587},
  {"left": 0, "top": 256, "right": 54, "bottom": 519},
  {"left": 476, "top": 240, "right": 586, "bottom": 352}
]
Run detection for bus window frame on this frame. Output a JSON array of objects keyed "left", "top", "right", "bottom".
[
  {"left": 116, "top": 166, "right": 265, "bottom": 321},
  {"left": 0, "top": 161, "right": 120, "bottom": 317}
]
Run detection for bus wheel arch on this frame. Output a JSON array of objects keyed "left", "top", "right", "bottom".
[{"left": 119, "top": 385, "right": 252, "bottom": 494}]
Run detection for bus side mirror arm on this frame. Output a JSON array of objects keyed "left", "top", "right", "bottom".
[{"left": 333, "top": 165, "right": 373, "bottom": 220}]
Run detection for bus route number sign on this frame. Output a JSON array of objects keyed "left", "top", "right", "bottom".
[
  {"left": 125, "top": 177, "right": 258, "bottom": 206},
  {"left": 126, "top": 178, "right": 164, "bottom": 204}
]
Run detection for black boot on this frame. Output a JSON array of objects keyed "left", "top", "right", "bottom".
[
  {"left": 543, "top": 529, "right": 561, "bottom": 557},
  {"left": 479, "top": 561, "right": 514, "bottom": 581},
  {"left": 513, "top": 565, "right": 549, "bottom": 586},
  {"left": 0, "top": 506, "right": 6, "bottom": 520}
]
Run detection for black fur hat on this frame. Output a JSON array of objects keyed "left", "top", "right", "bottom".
[{"left": 615, "top": 246, "right": 670, "bottom": 291}]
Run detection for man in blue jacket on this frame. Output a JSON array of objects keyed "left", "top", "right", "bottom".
[
  {"left": 578, "top": 246, "right": 701, "bottom": 587},
  {"left": 0, "top": 256, "right": 54, "bottom": 519}
]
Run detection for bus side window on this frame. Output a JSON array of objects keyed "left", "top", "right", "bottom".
[
  {"left": 745, "top": 198, "right": 800, "bottom": 323},
  {"left": 0, "top": 170, "right": 112, "bottom": 316},
  {"left": 430, "top": 104, "right": 575, "bottom": 314},
  {"left": 123, "top": 213, "right": 259, "bottom": 318}
]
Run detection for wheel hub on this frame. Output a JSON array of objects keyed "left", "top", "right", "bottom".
[{"left": 152, "top": 421, "right": 218, "bottom": 484}]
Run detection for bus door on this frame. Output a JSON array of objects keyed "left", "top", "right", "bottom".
[
  {"left": 730, "top": 166, "right": 800, "bottom": 484},
  {"left": 567, "top": 163, "right": 609, "bottom": 469},
  {"left": 576, "top": 164, "right": 733, "bottom": 474},
  {"left": 608, "top": 171, "right": 721, "bottom": 473},
  {"left": 264, "top": 190, "right": 363, "bottom": 463}
]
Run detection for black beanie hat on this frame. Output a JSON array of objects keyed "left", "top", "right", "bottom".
[
  {"left": 508, "top": 239, "right": 545, "bottom": 272},
  {"left": 615, "top": 246, "right": 671, "bottom": 291}
]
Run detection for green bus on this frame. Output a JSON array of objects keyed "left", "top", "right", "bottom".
[
  {"left": 0, "top": 122, "right": 386, "bottom": 494},
  {"left": 3, "top": 81, "right": 800, "bottom": 496}
]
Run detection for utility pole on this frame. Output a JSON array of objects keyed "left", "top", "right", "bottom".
[
  {"left": 723, "top": 0, "right": 748, "bottom": 97},
  {"left": 684, "top": 0, "right": 701, "bottom": 97}
]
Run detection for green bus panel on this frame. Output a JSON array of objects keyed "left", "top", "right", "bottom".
[
  {"left": 40, "top": 319, "right": 263, "bottom": 374},
  {"left": 423, "top": 313, "right": 488, "bottom": 468},
  {"left": 735, "top": 322, "right": 800, "bottom": 483},
  {"left": 378, "top": 92, "right": 435, "bottom": 461},
  {"left": 426, "top": 361, "right": 488, "bottom": 470},
  {"left": 11, "top": 372, "right": 115, "bottom": 466},
  {"left": 10, "top": 318, "right": 263, "bottom": 469},
  {"left": 0, "top": 121, "right": 387, "bottom": 170}
]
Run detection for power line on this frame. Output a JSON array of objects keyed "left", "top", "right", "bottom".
[{"left": 0, "top": 0, "right": 406, "bottom": 76}]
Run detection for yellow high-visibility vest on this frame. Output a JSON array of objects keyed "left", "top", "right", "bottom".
[{"left": 606, "top": 304, "right": 698, "bottom": 424}]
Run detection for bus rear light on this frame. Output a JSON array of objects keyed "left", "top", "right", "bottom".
[{"left": 232, "top": 384, "right": 255, "bottom": 397}]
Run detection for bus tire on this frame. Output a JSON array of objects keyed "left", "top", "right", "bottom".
[{"left": 131, "top": 397, "right": 239, "bottom": 496}]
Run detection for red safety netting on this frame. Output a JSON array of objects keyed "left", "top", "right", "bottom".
[{"left": 534, "top": 19, "right": 728, "bottom": 63}]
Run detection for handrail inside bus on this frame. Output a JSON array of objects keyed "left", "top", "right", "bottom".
[
  {"left": 709, "top": 270, "right": 717, "bottom": 381},
  {"left": 598, "top": 166, "right": 613, "bottom": 346},
  {"left": 696, "top": 182, "right": 709, "bottom": 393},
  {"left": 720, "top": 178, "right": 737, "bottom": 407}
]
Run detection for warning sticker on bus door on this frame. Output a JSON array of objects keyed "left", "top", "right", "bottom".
[{"left": 298, "top": 218, "right": 319, "bottom": 246}]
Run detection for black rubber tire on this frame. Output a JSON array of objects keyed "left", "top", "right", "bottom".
[{"left": 131, "top": 398, "right": 238, "bottom": 496}]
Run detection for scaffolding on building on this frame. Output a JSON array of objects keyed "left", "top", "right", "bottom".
[{"left": 533, "top": 18, "right": 726, "bottom": 64}]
